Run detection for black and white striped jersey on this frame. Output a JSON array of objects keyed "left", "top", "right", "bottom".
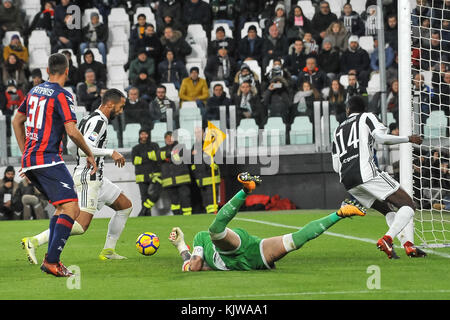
[
  {"left": 71, "top": 110, "right": 111, "bottom": 181},
  {"left": 331, "top": 112, "right": 386, "bottom": 190}
]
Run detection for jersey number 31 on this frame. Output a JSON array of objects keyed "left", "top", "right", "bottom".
[{"left": 26, "top": 96, "right": 47, "bottom": 129}]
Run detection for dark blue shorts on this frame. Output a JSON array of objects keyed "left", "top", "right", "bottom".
[{"left": 25, "top": 164, "right": 78, "bottom": 206}]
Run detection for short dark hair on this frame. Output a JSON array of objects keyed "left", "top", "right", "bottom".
[
  {"left": 164, "top": 131, "right": 172, "bottom": 138},
  {"left": 137, "top": 13, "right": 146, "bottom": 20},
  {"left": 213, "top": 83, "right": 223, "bottom": 90},
  {"left": 157, "top": 85, "right": 166, "bottom": 92},
  {"left": 102, "top": 88, "right": 125, "bottom": 105},
  {"left": 347, "top": 96, "right": 366, "bottom": 114},
  {"left": 48, "top": 53, "right": 68, "bottom": 75}
]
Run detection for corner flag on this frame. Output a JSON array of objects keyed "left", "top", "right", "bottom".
[{"left": 203, "top": 121, "right": 226, "bottom": 157}]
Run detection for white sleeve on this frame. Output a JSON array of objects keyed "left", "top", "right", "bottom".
[
  {"left": 373, "top": 130, "right": 409, "bottom": 145},
  {"left": 78, "top": 118, "right": 114, "bottom": 157},
  {"left": 332, "top": 153, "right": 341, "bottom": 173}
]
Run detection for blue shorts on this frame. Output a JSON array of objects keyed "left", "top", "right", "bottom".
[{"left": 25, "top": 164, "right": 78, "bottom": 206}]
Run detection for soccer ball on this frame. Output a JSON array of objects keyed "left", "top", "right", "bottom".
[{"left": 136, "top": 232, "right": 160, "bottom": 256}]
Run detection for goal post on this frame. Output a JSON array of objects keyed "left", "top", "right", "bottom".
[{"left": 399, "top": 0, "right": 450, "bottom": 248}]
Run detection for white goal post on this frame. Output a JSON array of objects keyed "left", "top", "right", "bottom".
[{"left": 399, "top": 0, "right": 450, "bottom": 248}]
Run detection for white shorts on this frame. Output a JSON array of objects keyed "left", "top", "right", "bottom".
[
  {"left": 348, "top": 172, "right": 400, "bottom": 208},
  {"left": 74, "top": 176, "right": 122, "bottom": 214}
]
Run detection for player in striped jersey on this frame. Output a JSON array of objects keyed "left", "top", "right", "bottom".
[
  {"left": 331, "top": 96, "right": 426, "bottom": 259},
  {"left": 13, "top": 53, "right": 97, "bottom": 277},
  {"left": 21, "top": 89, "right": 133, "bottom": 264}
]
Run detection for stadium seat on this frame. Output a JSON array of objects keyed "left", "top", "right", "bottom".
[
  {"left": 108, "top": 8, "right": 130, "bottom": 37},
  {"left": 262, "top": 117, "right": 286, "bottom": 146},
  {"left": 179, "top": 103, "right": 202, "bottom": 122},
  {"left": 186, "top": 44, "right": 207, "bottom": 60},
  {"left": 289, "top": 116, "right": 313, "bottom": 145},
  {"left": 178, "top": 120, "right": 202, "bottom": 149},
  {"left": 339, "top": 75, "right": 349, "bottom": 88},
  {"left": 29, "top": 49, "right": 49, "bottom": 70},
  {"left": 237, "top": 118, "right": 259, "bottom": 148},
  {"left": 329, "top": 0, "right": 344, "bottom": 18},
  {"left": 28, "top": 30, "right": 51, "bottom": 54},
  {"left": 2, "top": 31, "right": 24, "bottom": 47},
  {"left": 211, "top": 23, "right": 234, "bottom": 40},
  {"left": 107, "top": 46, "right": 128, "bottom": 68},
  {"left": 107, "top": 66, "right": 128, "bottom": 89},
  {"left": 425, "top": 111, "right": 447, "bottom": 138},
  {"left": 74, "top": 106, "right": 88, "bottom": 122},
  {"left": 241, "top": 22, "right": 262, "bottom": 39},
  {"left": 367, "top": 73, "right": 381, "bottom": 95},
  {"left": 350, "top": 0, "right": 366, "bottom": 14},
  {"left": 108, "top": 27, "right": 129, "bottom": 54},
  {"left": 297, "top": 1, "right": 315, "bottom": 20},
  {"left": 107, "top": 124, "right": 119, "bottom": 149},
  {"left": 123, "top": 123, "right": 142, "bottom": 148},
  {"left": 151, "top": 122, "right": 167, "bottom": 147},
  {"left": 244, "top": 60, "right": 261, "bottom": 81},
  {"left": 161, "top": 83, "right": 180, "bottom": 104},
  {"left": 359, "top": 36, "right": 374, "bottom": 54}
]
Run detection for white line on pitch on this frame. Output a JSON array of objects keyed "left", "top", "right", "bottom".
[{"left": 234, "top": 218, "right": 450, "bottom": 259}]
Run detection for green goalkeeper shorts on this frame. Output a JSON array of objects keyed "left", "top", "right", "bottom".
[{"left": 193, "top": 228, "right": 273, "bottom": 271}]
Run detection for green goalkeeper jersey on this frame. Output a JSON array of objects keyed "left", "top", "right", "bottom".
[{"left": 192, "top": 228, "right": 273, "bottom": 271}]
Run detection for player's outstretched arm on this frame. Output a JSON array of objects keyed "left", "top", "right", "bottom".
[
  {"left": 373, "top": 130, "right": 422, "bottom": 146},
  {"left": 65, "top": 121, "right": 97, "bottom": 175}
]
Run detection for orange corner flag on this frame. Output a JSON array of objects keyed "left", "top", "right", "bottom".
[{"left": 203, "top": 121, "right": 226, "bottom": 157}]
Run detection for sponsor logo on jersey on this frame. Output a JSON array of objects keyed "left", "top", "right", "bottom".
[{"left": 88, "top": 132, "right": 99, "bottom": 142}]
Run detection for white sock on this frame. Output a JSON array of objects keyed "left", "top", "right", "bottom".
[
  {"left": 104, "top": 207, "right": 132, "bottom": 250},
  {"left": 385, "top": 206, "right": 415, "bottom": 240},
  {"left": 385, "top": 211, "right": 415, "bottom": 246},
  {"left": 71, "top": 221, "right": 85, "bottom": 236},
  {"left": 34, "top": 229, "right": 50, "bottom": 246}
]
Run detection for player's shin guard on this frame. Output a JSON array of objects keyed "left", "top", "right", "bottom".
[
  {"left": 283, "top": 212, "right": 342, "bottom": 252},
  {"left": 104, "top": 206, "right": 132, "bottom": 250},
  {"left": 208, "top": 190, "right": 247, "bottom": 238}
]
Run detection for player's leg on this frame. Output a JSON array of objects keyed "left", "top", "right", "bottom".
[
  {"left": 99, "top": 178, "right": 133, "bottom": 260},
  {"left": 261, "top": 201, "right": 366, "bottom": 266},
  {"left": 208, "top": 172, "right": 261, "bottom": 252}
]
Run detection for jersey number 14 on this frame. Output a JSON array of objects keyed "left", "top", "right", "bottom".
[{"left": 335, "top": 122, "right": 359, "bottom": 157}]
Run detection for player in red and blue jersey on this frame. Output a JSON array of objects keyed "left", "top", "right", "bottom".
[{"left": 12, "top": 53, "right": 98, "bottom": 277}]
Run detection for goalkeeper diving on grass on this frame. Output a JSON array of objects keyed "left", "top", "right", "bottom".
[{"left": 169, "top": 172, "right": 366, "bottom": 271}]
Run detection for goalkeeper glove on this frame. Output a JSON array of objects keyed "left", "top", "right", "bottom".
[{"left": 169, "top": 227, "right": 189, "bottom": 254}]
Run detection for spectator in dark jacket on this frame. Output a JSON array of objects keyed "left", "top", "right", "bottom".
[
  {"left": 204, "top": 46, "right": 236, "bottom": 86},
  {"left": 130, "top": 14, "right": 149, "bottom": 55},
  {"left": 384, "top": 14, "right": 398, "bottom": 51},
  {"left": 54, "top": 0, "right": 72, "bottom": 27},
  {"left": 264, "top": 2, "right": 288, "bottom": 36},
  {"left": 0, "top": 166, "right": 20, "bottom": 220},
  {"left": 160, "top": 26, "right": 192, "bottom": 64},
  {"left": 238, "top": 25, "right": 264, "bottom": 64},
  {"left": 133, "top": 24, "right": 163, "bottom": 64},
  {"left": 345, "top": 72, "right": 368, "bottom": 105},
  {"left": 80, "top": 12, "right": 108, "bottom": 64},
  {"left": 327, "top": 79, "right": 347, "bottom": 123},
  {"left": 132, "top": 68, "right": 157, "bottom": 102},
  {"left": 292, "top": 80, "right": 322, "bottom": 124},
  {"left": 157, "top": 0, "right": 183, "bottom": 29},
  {"left": 211, "top": 0, "right": 237, "bottom": 27},
  {"left": 76, "top": 69, "right": 105, "bottom": 112},
  {"left": 284, "top": 38, "right": 309, "bottom": 84},
  {"left": 129, "top": 48, "right": 155, "bottom": 84},
  {"left": 297, "top": 56, "right": 330, "bottom": 92},
  {"left": 157, "top": 49, "right": 188, "bottom": 89},
  {"left": 206, "top": 83, "right": 232, "bottom": 120},
  {"left": 208, "top": 26, "right": 236, "bottom": 58},
  {"left": 317, "top": 37, "right": 340, "bottom": 81},
  {"left": 51, "top": 13, "right": 82, "bottom": 54},
  {"left": 156, "top": 13, "right": 186, "bottom": 38},
  {"left": 61, "top": 49, "right": 80, "bottom": 89},
  {"left": 339, "top": 3, "right": 365, "bottom": 37},
  {"left": 310, "top": 1, "right": 338, "bottom": 45},
  {"left": 149, "top": 85, "right": 178, "bottom": 127},
  {"left": 78, "top": 49, "right": 107, "bottom": 84},
  {"left": 262, "top": 76, "right": 291, "bottom": 124},
  {"left": 234, "top": 80, "right": 265, "bottom": 128},
  {"left": 124, "top": 87, "right": 152, "bottom": 130},
  {"left": 183, "top": 0, "right": 212, "bottom": 34},
  {"left": 0, "top": 0, "right": 24, "bottom": 40},
  {"left": 262, "top": 24, "right": 289, "bottom": 70},
  {"left": 340, "top": 35, "right": 371, "bottom": 87},
  {"left": 285, "top": 5, "right": 312, "bottom": 43},
  {"left": 27, "top": 1, "right": 55, "bottom": 37}
]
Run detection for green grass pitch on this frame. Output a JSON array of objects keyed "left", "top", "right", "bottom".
[{"left": 1, "top": 209, "right": 450, "bottom": 300}]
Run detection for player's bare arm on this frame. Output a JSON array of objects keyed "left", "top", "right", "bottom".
[
  {"left": 65, "top": 121, "right": 97, "bottom": 175},
  {"left": 408, "top": 135, "right": 423, "bottom": 145},
  {"left": 12, "top": 111, "right": 27, "bottom": 153}
]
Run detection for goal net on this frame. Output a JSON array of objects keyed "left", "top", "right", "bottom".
[{"left": 408, "top": 0, "right": 450, "bottom": 248}]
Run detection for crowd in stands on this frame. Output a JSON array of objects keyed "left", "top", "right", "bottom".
[{"left": 0, "top": 0, "right": 448, "bottom": 144}]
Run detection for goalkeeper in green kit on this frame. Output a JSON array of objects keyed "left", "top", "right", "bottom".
[{"left": 169, "top": 173, "right": 366, "bottom": 271}]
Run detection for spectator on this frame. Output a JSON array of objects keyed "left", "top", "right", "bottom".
[
  {"left": 61, "top": 49, "right": 80, "bottom": 90},
  {"left": 124, "top": 87, "right": 152, "bottom": 130},
  {"left": 340, "top": 35, "right": 371, "bottom": 87},
  {"left": 339, "top": 3, "right": 365, "bottom": 37},
  {"left": 179, "top": 67, "right": 209, "bottom": 119},
  {"left": 285, "top": 38, "right": 309, "bottom": 83},
  {"left": 204, "top": 45, "right": 237, "bottom": 86},
  {"left": 3, "top": 34, "right": 28, "bottom": 64},
  {"left": 134, "top": 24, "right": 163, "bottom": 64},
  {"left": 27, "top": 1, "right": 55, "bottom": 37},
  {"left": 297, "top": 57, "right": 329, "bottom": 92},
  {"left": 13, "top": 178, "right": 48, "bottom": 220},
  {"left": 130, "top": 13, "right": 149, "bottom": 56},
  {"left": 156, "top": 0, "right": 183, "bottom": 30},
  {"left": 345, "top": 72, "right": 368, "bottom": 104},
  {"left": 387, "top": 79, "right": 400, "bottom": 123},
  {"left": 129, "top": 48, "right": 155, "bottom": 84},
  {"left": 233, "top": 80, "right": 265, "bottom": 128},
  {"left": 160, "top": 26, "right": 192, "bottom": 64},
  {"left": 285, "top": 5, "right": 312, "bottom": 43},
  {"left": 131, "top": 128, "right": 162, "bottom": 216},
  {"left": 2, "top": 53, "right": 26, "bottom": 91},
  {"left": 0, "top": 166, "right": 20, "bottom": 220},
  {"left": 362, "top": 5, "right": 377, "bottom": 36},
  {"left": 80, "top": 11, "right": 108, "bottom": 64},
  {"left": 76, "top": 69, "right": 106, "bottom": 112},
  {"left": 183, "top": 0, "right": 213, "bottom": 34},
  {"left": 77, "top": 49, "right": 107, "bottom": 84},
  {"left": 206, "top": 83, "right": 232, "bottom": 120},
  {"left": 0, "top": 0, "right": 23, "bottom": 40},
  {"left": 292, "top": 81, "right": 322, "bottom": 124},
  {"left": 25, "top": 69, "right": 45, "bottom": 94},
  {"left": 439, "top": 71, "right": 450, "bottom": 109},
  {"left": 370, "top": 36, "right": 395, "bottom": 73},
  {"left": 317, "top": 37, "right": 340, "bottom": 81},
  {"left": 421, "top": 30, "right": 450, "bottom": 72},
  {"left": 50, "top": 13, "right": 82, "bottom": 54},
  {"left": 262, "top": 75, "right": 291, "bottom": 124},
  {"left": 211, "top": 0, "right": 237, "bottom": 28},
  {"left": 386, "top": 53, "right": 399, "bottom": 86},
  {"left": 324, "top": 21, "right": 350, "bottom": 53},
  {"left": 264, "top": 2, "right": 287, "bottom": 36},
  {"left": 132, "top": 68, "right": 155, "bottom": 103},
  {"left": 263, "top": 57, "right": 292, "bottom": 92},
  {"left": 311, "top": 1, "right": 338, "bottom": 45},
  {"left": 238, "top": 25, "right": 265, "bottom": 64},
  {"left": 237, "top": 0, "right": 261, "bottom": 30},
  {"left": 157, "top": 49, "right": 188, "bottom": 89},
  {"left": 231, "top": 63, "right": 261, "bottom": 97},
  {"left": 384, "top": 14, "right": 398, "bottom": 51},
  {"left": 302, "top": 32, "right": 319, "bottom": 55},
  {"left": 149, "top": 85, "right": 178, "bottom": 127},
  {"left": 157, "top": 13, "right": 187, "bottom": 38},
  {"left": 413, "top": 72, "right": 436, "bottom": 135},
  {"left": 262, "top": 24, "right": 289, "bottom": 70},
  {"left": 208, "top": 26, "right": 236, "bottom": 58},
  {"left": 54, "top": 0, "right": 72, "bottom": 27},
  {"left": 327, "top": 79, "right": 347, "bottom": 123}
]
